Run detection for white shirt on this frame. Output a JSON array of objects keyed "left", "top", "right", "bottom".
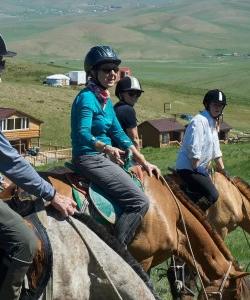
[{"left": 176, "top": 110, "right": 222, "bottom": 170}]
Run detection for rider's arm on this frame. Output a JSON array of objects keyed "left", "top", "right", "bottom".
[
  {"left": 214, "top": 157, "right": 224, "bottom": 171},
  {"left": 126, "top": 127, "right": 140, "bottom": 150},
  {"left": 0, "top": 133, "right": 55, "bottom": 201},
  {"left": 185, "top": 118, "right": 204, "bottom": 164},
  {"left": 108, "top": 109, "right": 133, "bottom": 150}
]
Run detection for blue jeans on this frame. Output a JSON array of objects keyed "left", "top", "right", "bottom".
[{"left": 73, "top": 154, "right": 149, "bottom": 246}]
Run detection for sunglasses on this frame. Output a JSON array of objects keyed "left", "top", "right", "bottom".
[
  {"left": 99, "top": 66, "right": 119, "bottom": 74},
  {"left": 127, "top": 90, "right": 142, "bottom": 98}
]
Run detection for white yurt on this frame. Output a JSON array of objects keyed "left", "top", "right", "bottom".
[{"left": 46, "top": 74, "right": 70, "bottom": 87}]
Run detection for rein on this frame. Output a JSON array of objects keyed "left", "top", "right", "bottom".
[
  {"left": 161, "top": 175, "right": 236, "bottom": 299},
  {"left": 67, "top": 215, "right": 123, "bottom": 300},
  {"left": 207, "top": 261, "right": 232, "bottom": 300},
  {"left": 160, "top": 175, "right": 209, "bottom": 300}
]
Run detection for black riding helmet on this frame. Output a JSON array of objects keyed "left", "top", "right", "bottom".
[
  {"left": 84, "top": 45, "right": 121, "bottom": 73},
  {"left": 203, "top": 89, "right": 227, "bottom": 110},
  {"left": 115, "top": 76, "right": 144, "bottom": 98},
  {"left": 0, "top": 35, "right": 16, "bottom": 72},
  {"left": 0, "top": 35, "right": 16, "bottom": 57}
]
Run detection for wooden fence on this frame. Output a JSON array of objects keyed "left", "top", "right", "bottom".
[
  {"left": 228, "top": 133, "right": 250, "bottom": 144},
  {"left": 25, "top": 148, "right": 72, "bottom": 167}
]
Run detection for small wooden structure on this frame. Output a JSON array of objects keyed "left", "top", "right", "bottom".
[
  {"left": 138, "top": 118, "right": 185, "bottom": 148},
  {"left": 219, "top": 121, "right": 232, "bottom": 141},
  {"left": 0, "top": 108, "right": 43, "bottom": 153},
  {"left": 117, "top": 67, "right": 132, "bottom": 81}
]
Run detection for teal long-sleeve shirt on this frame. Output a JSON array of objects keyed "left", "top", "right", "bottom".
[{"left": 71, "top": 88, "right": 133, "bottom": 157}]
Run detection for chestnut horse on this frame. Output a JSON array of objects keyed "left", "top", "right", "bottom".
[
  {"left": 166, "top": 171, "right": 250, "bottom": 239},
  {"left": 1, "top": 171, "right": 250, "bottom": 299},
  {"left": 207, "top": 172, "right": 250, "bottom": 239},
  {"left": 165, "top": 171, "right": 250, "bottom": 299}
]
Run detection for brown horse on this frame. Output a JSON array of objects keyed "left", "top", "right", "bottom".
[
  {"left": 207, "top": 172, "right": 250, "bottom": 239},
  {"left": 165, "top": 171, "right": 250, "bottom": 299},
  {"left": 1, "top": 171, "right": 250, "bottom": 299},
  {"left": 39, "top": 170, "right": 250, "bottom": 300},
  {"left": 166, "top": 171, "right": 250, "bottom": 239}
]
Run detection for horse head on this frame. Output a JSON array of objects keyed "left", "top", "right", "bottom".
[{"left": 198, "top": 272, "right": 250, "bottom": 300}]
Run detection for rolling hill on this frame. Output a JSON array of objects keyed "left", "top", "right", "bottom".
[{"left": 1, "top": 0, "right": 250, "bottom": 61}]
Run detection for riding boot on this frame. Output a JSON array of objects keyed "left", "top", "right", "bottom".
[
  {"left": 0, "top": 259, "right": 31, "bottom": 300},
  {"left": 114, "top": 212, "right": 143, "bottom": 247},
  {"left": 196, "top": 196, "right": 212, "bottom": 211}
]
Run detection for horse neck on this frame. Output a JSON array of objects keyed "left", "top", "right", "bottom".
[
  {"left": 144, "top": 174, "right": 242, "bottom": 284},
  {"left": 214, "top": 172, "right": 250, "bottom": 230}
]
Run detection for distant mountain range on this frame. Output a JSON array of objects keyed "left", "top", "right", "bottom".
[{"left": 1, "top": 0, "right": 250, "bottom": 62}]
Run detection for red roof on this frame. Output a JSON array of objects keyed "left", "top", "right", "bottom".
[
  {"left": 0, "top": 108, "right": 43, "bottom": 123},
  {"left": 140, "top": 118, "right": 185, "bottom": 133}
]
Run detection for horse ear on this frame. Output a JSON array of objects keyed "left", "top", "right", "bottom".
[{"left": 232, "top": 271, "right": 250, "bottom": 279}]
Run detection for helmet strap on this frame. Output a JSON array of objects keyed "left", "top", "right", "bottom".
[{"left": 90, "top": 69, "right": 107, "bottom": 90}]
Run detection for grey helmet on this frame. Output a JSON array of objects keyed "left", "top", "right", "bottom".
[
  {"left": 115, "top": 76, "right": 144, "bottom": 98},
  {"left": 84, "top": 45, "right": 121, "bottom": 73}
]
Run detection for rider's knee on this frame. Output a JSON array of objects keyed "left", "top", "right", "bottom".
[
  {"left": 15, "top": 227, "right": 38, "bottom": 263},
  {"left": 209, "top": 189, "right": 219, "bottom": 204}
]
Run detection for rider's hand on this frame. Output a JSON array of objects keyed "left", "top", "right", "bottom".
[
  {"left": 51, "top": 192, "right": 77, "bottom": 217},
  {"left": 218, "top": 168, "right": 230, "bottom": 179},
  {"left": 103, "top": 145, "right": 125, "bottom": 165},
  {"left": 194, "top": 166, "right": 209, "bottom": 177},
  {"left": 142, "top": 161, "right": 161, "bottom": 179}
]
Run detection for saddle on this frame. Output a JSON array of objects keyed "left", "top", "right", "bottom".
[
  {"left": 64, "top": 161, "right": 144, "bottom": 225},
  {"left": 165, "top": 168, "right": 210, "bottom": 211}
]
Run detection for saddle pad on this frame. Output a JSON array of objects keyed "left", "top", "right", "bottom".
[{"left": 89, "top": 183, "right": 122, "bottom": 224}]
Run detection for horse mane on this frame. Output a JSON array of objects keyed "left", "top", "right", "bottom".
[
  {"left": 73, "top": 213, "right": 161, "bottom": 300},
  {"left": 232, "top": 177, "right": 250, "bottom": 200},
  {"left": 164, "top": 174, "right": 235, "bottom": 262}
]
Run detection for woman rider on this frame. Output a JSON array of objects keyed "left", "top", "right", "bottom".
[
  {"left": 175, "top": 89, "right": 227, "bottom": 211},
  {"left": 114, "top": 76, "right": 143, "bottom": 150},
  {"left": 71, "top": 45, "right": 160, "bottom": 247}
]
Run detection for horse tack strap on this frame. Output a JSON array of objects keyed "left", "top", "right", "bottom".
[
  {"left": 65, "top": 173, "right": 89, "bottom": 211},
  {"left": 207, "top": 261, "right": 232, "bottom": 299},
  {"left": 160, "top": 175, "right": 209, "bottom": 300}
]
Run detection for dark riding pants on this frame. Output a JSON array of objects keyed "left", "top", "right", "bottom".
[
  {"left": 73, "top": 154, "right": 149, "bottom": 246},
  {"left": 0, "top": 200, "right": 38, "bottom": 300},
  {"left": 177, "top": 169, "right": 219, "bottom": 207}
]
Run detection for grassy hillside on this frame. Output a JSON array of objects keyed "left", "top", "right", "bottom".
[
  {"left": 1, "top": 0, "right": 250, "bottom": 62},
  {"left": 1, "top": 59, "right": 249, "bottom": 149}
]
